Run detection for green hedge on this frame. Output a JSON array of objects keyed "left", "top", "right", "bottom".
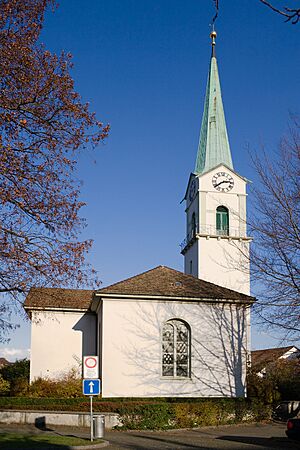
[{"left": 0, "top": 397, "right": 272, "bottom": 429}]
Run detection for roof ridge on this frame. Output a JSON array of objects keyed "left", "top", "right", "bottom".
[
  {"left": 97, "top": 266, "right": 254, "bottom": 302},
  {"left": 97, "top": 265, "right": 172, "bottom": 292},
  {"left": 98, "top": 265, "right": 253, "bottom": 298}
]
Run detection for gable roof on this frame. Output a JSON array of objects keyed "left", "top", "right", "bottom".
[
  {"left": 24, "top": 288, "right": 94, "bottom": 311},
  {"left": 251, "top": 346, "right": 300, "bottom": 368},
  {"left": 96, "top": 266, "right": 254, "bottom": 303}
]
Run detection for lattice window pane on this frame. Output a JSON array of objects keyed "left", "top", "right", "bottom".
[
  {"left": 177, "top": 353, "right": 188, "bottom": 364},
  {"left": 163, "top": 365, "right": 174, "bottom": 376},
  {"left": 177, "top": 324, "right": 188, "bottom": 342},
  {"left": 162, "top": 324, "right": 173, "bottom": 341},
  {"left": 162, "top": 341, "right": 174, "bottom": 354},
  {"left": 177, "top": 342, "right": 187, "bottom": 354},
  {"left": 162, "top": 353, "right": 174, "bottom": 365},
  {"left": 176, "top": 365, "right": 188, "bottom": 377}
]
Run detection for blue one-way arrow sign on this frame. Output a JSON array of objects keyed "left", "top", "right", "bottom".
[{"left": 83, "top": 379, "right": 101, "bottom": 396}]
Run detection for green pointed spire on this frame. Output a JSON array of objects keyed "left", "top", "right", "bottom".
[{"left": 194, "top": 31, "right": 233, "bottom": 175}]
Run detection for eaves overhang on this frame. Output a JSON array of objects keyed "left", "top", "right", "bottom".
[
  {"left": 93, "top": 292, "right": 255, "bottom": 307},
  {"left": 23, "top": 305, "right": 94, "bottom": 318}
]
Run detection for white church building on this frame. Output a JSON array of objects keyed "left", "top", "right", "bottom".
[{"left": 24, "top": 32, "right": 254, "bottom": 398}]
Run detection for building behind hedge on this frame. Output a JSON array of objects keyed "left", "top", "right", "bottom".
[{"left": 24, "top": 32, "right": 255, "bottom": 397}]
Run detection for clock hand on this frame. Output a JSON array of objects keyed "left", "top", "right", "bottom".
[{"left": 215, "top": 180, "right": 230, "bottom": 187}]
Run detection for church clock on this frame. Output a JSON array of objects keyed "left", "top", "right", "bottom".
[{"left": 212, "top": 172, "right": 234, "bottom": 192}]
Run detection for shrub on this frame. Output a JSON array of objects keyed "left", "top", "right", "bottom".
[
  {"left": 0, "top": 359, "right": 30, "bottom": 396},
  {"left": 0, "top": 375, "right": 10, "bottom": 396},
  {"left": 0, "top": 396, "right": 273, "bottom": 428},
  {"left": 0, "top": 359, "right": 30, "bottom": 382},
  {"left": 117, "top": 402, "right": 173, "bottom": 429},
  {"left": 10, "top": 377, "right": 29, "bottom": 397},
  {"left": 29, "top": 368, "right": 82, "bottom": 398}
]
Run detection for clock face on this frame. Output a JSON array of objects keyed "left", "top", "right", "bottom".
[
  {"left": 212, "top": 172, "right": 234, "bottom": 192},
  {"left": 189, "top": 179, "right": 197, "bottom": 201}
]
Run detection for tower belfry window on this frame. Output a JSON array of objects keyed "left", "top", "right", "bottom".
[{"left": 216, "top": 206, "right": 229, "bottom": 236}]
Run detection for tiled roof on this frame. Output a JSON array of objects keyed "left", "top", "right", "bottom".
[
  {"left": 96, "top": 266, "right": 254, "bottom": 303},
  {"left": 251, "top": 346, "right": 300, "bottom": 368},
  {"left": 24, "top": 288, "right": 94, "bottom": 310},
  {"left": 24, "top": 266, "right": 255, "bottom": 311}
]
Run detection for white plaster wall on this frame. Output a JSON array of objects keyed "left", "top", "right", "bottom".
[
  {"left": 199, "top": 166, "right": 247, "bottom": 194},
  {"left": 184, "top": 244, "right": 198, "bottom": 277},
  {"left": 101, "top": 298, "right": 249, "bottom": 398},
  {"left": 30, "top": 310, "right": 96, "bottom": 382},
  {"left": 198, "top": 238, "right": 250, "bottom": 295}
]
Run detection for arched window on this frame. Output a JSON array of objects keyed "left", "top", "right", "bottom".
[
  {"left": 162, "top": 320, "right": 190, "bottom": 377},
  {"left": 216, "top": 206, "right": 229, "bottom": 236}
]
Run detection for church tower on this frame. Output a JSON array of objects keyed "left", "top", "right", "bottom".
[{"left": 181, "top": 31, "right": 251, "bottom": 295}]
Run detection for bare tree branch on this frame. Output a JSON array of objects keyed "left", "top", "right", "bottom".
[
  {"left": 259, "top": 0, "right": 300, "bottom": 24},
  {"left": 249, "top": 118, "right": 300, "bottom": 339}
]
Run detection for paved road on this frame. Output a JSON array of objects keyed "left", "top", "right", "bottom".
[
  {"left": 1, "top": 422, "right": 300, "bottom": 449},
  {"left": 105, "top": 423, "right": 300, "bottom": 450}
]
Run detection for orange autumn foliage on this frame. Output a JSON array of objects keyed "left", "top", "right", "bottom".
[{"left": 0, "top": 1, "right": 109, "bottom": 305}]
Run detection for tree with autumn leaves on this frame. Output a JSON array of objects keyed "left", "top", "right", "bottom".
[{"left": 0, "top": 0, "right": 109, "bottom": 338}]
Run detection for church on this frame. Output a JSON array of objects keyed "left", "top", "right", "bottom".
[{"left": 24, "top": 31, "right": 255, "bottom": 398}]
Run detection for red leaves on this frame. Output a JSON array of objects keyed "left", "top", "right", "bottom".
[{"left": 0, "top": 0, "right": 109, "bottom": 297}]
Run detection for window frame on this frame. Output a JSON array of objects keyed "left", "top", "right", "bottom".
[
  {"left": 161, "top": 319, "right": 191, "bottom": 379},
  {"left": 216, "top": 205, "right": 229, "bottom": 236}
]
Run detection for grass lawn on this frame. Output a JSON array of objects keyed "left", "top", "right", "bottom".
[{"left": 0, "top": 432, "right": 104, "bottom": 449}]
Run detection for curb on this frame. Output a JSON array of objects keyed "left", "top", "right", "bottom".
[{"left": 69, "top": 440, "right": 110, "bottom": 449}]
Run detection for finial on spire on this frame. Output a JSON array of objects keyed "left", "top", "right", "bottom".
[{"left": 210, "top": 29, "right": 217, "bottom": 57}]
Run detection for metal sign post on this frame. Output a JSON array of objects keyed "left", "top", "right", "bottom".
[
  {"left": 82, "top": 356, "right": 101, "bottom": 442},
  {"left": 90, "top": 395, "right": 93, "bottom": 442},
  {"left": 83, "top": 379, "right": 101, "bottom": 442}
]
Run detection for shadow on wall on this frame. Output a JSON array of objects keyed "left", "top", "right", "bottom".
[
  {"left": 192, "top": 303, "right": 246, "bottom": 397},
  {"left": 108, "top": 300, "right": 247, "bottom": 397},
  {"left": 73, "top": 313, "right": 97, "bottom": 368}
]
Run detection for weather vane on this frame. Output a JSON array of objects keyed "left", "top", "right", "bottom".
[{"left": 211, "top": 0, "right": 219, "bottom": 30}]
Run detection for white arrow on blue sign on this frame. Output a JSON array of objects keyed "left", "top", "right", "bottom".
[{"left": 83, "top": 379, "right": 101, "bottom": 396}]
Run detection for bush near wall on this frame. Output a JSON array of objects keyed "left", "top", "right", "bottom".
[
  {"left": 0, "top": 359, "right": 30, "bottom": 396},
  {"left": 0, "top": 397, "right": 272, "bottom": 429}
]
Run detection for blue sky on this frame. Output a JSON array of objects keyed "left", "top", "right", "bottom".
[{"left": 1, "top": 0, "right": 299, "bottom": 361}]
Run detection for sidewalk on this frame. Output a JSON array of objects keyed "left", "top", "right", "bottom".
[{"left": 0, "top": 423, "right": 91, "bottom": 438}]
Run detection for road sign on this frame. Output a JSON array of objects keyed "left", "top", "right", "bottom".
[
  {"left": 83, "top": 378, "right": 101, "bottom": 396},
  {"left": 83, "top": 356, "right": 99, "bottom": 379}
]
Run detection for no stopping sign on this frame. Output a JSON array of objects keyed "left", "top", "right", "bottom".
[{"left": 83, "top": 356, "right": 99, "bottom": 379}]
